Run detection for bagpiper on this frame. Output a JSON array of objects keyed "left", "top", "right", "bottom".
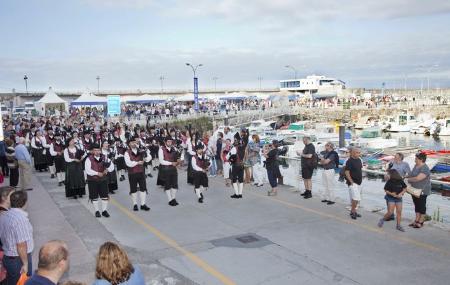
[
  {"left": 191, "top": 144, "right": 210, "bottom": 203},
  {"left": 158, "top": 136, "right": 181, "bottom": 206}
]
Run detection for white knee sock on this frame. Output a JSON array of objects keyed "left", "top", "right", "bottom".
[
  {"left": 195, "top": 188, "right": 201, "bottom": 198},
  {"left": 101, "top": 199, "right": 108, "bottom": 211},
  {"left": 165, "top": 190, "right": 173, "bottom": 201},
  {"left": 238, "top": 183, "right": 244, "bottom": 195},
  {"left": 49, "top": 165, "right": 56, "bottom": 175},
  {"left": 171, "top": 188, "right": 177, "bottom": 199},
  {"left": 131, "top": 193, "right": 138, "bottom": 205},
  {"left": 92, "top": 200, "right": 99, "bottom": 212},
  {"left": 139, "top": 191, "right": 147, "bottom": 206},
  {"left": 56, "top": 172, "right": 62, "bottom": 182},
  {"left": 233, "top": 183, "right": 239, "bottom": 195}
]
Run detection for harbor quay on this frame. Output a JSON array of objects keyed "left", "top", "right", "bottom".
[{"left": 24, "top": 164, "right": 450, "bottom": 285}]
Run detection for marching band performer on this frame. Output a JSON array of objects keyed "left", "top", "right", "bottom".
[
  {"left": 49, "top": 131, "right": 66, "bottom": 186},
  {"left": 124, "top": 136, "right": 152, "bottom": 211},
  {"left": 227, "top": 138, "right": 246, "bottom": 199},
  {"left": 85, "top": 144, "right": 114, "bottom": 218},
  {"left": 158, "top": 137, "right": 180, "bottom": 206},
  {"left": 64, "top": 137, "right": 86, "bottom": 199},
  {"left": 31, "top": 130, "right": 48, "bottom": 172},
  {"left": 191, "top": 144, "right": 210, "bottom": 203},
  {"left": 45, "top": 128, "right": 56, "bottom": 178},
  {"left": 114, "top": 140, "right": 127, "bottom": 181},
  {"left": 101, "top": 141, "right": 118, "bottom": 194}
]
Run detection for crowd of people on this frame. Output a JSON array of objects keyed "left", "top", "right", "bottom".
[{"left": 0, "top": 110, "right": 433, "bottom": 284}]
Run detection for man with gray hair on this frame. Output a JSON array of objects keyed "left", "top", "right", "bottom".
[
  {"left": 297, "top": 136, "right": 316, "bottom": 199},
  {"left": 25, "top": 240, "right": 70, "bottom": 285},
  {"left": 319, "top": 142, "right": 339, "bottom": 205},
  {"left": 345, "top": 147, "right": 363, "bottom": 219},
  {"left": 15, "top": 137, "right": 33, "bottom": 191}
]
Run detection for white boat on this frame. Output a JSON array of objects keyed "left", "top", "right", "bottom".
[
  {"left": 384, "top": 113, "right": 419, "bottom": 132},
  {"left": 248, "top": 120, "right": 276, "bottom": 135},
  {"left": 410, "top": 114, "right": 434, "bottom": 135},
  {"left": 277, "top": 121, "right": 308, "bottom": 136},
  {"left": 350, "top": 127, "right": 398, "bottom": 149},
  {"left": 353, "top": 116, "right": 379, "bottom": 130}
]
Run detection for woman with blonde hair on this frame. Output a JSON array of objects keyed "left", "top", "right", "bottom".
[{"left": 93, "top": 242, "right": 144, "bottom": 285}]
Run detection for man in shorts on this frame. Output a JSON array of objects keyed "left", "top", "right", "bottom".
[
  {"left": 345, "top": 147, "right": 363, "bottom": 219},
  {"left": 298, "top": 136, "right": 315, "bottom": 199}
]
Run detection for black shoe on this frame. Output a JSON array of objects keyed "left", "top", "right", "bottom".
[
  {"left": 73, "top": 195, "right": 78, "bottom": 199},
  {"left": 140, "top": 204, "right": 150, "bottom": 211},
  {"left": 51, "top": 174, "right": 55, "bottom": 179},
  {"left": 102, "top": 211, "right": 110, "bottom": 218},
  {"left": 303, "top": 192, "right": 312, "bottom": 199},
  {"left": 119, "top": 177, "right": 124, "bottom": 181},
  {"left": 238, "top": 194, "right": 243, "bottom": 199},
  {"left": 388, "top": 215, "right": 395, "bottom": 221},
  {"left": 230, "top": 194, "right": 239, "bottom": 198},
  {"left": 300, "top": 192, "right": 307, "bottom": 196},
  {"left": 321, "top": 200, "right": 328, "bottom": 203},
  {"left": 58, "top": 182, "right": 62, "bottom": 186},
  {"left": 200, "top": 193, "right": 204, "bottom": 199},
  {"left": 95, "top": 211, "right": 101, "bottom": 218},
  {"left": 109, "top": 190, "right": 115, "bottom": 194},
  {"left": 356, "top": 213, "right": 362, "bottom": 218},
  {"left": 173, "top": 199, "right": 179, "bottom": 206},
  {"left": 350, "top": 212, "right": 357, "bottom": 220},
  {"left": 133, "top": 205, "right": 139, "bottom": 211},
  {"left": 327, "top": 201, "right": 335, "bottom": 205},
  {"left": 147, "top": 173, "right": 153, "bottom": 178},
  {"left": 198, "top": 197, "right": 203, "bottom": 203},
  {"left": 168, "top": 199, "right": 176, "bottom": 206}
]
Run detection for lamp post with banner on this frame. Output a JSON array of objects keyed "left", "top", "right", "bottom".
[{"left": 186, "top": 63, "right": 203, "bottom": 112}]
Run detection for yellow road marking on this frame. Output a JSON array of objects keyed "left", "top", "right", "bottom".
[
  {"left": 110, "top": 199, "right": 236, "bottom": 285},
  {"left": 247, "top": 191, "right": 450, "bottom": 256}
]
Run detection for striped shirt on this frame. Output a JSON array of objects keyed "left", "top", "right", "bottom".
[{"left": 0, "top": 208, "right": 34, "bottom": 256}]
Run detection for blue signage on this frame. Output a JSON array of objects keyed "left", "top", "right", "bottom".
[
  {"left": 194, "top": 77, "right": 199, "bottom": 112},
  {"left": 107, "top": 95, "right": 121, "bottom": 115}
]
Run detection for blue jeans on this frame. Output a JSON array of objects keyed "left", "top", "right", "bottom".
[
  {"left": 209, "top": 158, "right": 217, "bottom": 176},
  {"left": 2, "top": 253, "right": 32, "bottom": 285}
]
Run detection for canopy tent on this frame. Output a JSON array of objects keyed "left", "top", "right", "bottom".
[
  {"left": 35, "top": 87, "right": 68, "bottom": 115},
  {"left": 125, "top": 94, "right": 167, "bottom": 104},
  {"left": 218, "top": 92, "right": 248, "bottom": 101},
  {"left": 71, "top": 90, "right": 107, "bottom": 106},
  {"left": 312, "top": 93, "right": 338, "bottom": 99}
]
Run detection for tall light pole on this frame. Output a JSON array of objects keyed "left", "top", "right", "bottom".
[
  {"left": 212, "top": 76, "right": 218, "bottom": 92},
  {"left": 159, "top": 76, "right": 165, "bottom": 94},
  {"left": 285, "top": 65, "right": 298, "bottom": 79},
  {"left": 186, "top": 63, "right": 203, "bottom": 112},
  {"left": 257, "top": 76, "right": 263, "bottom": 90},
  {"left": 96, "top": 75, "right": 100, "bottom": 93}
]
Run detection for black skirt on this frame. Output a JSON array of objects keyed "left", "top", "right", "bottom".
[
  {"left": 157, "top": 167, "right": 164, "bottom": 186},
  {"left": 65, "top": 161, "right": 86, "bottom": 197},
  {"left": 115, "top": 157, "right": 127, "bottom": 171},
  {"left": 33, "top": 148, "right": 48, "bottom": 170},
  {"left": 107, "top": 170, "right": 118, "bottom": 191},
  {"left": 193, "top": 170, "right": 208, "bottom": 188},
  {"left": 160, "top": 165, "right": 178, "bottom": 190},
  {"left": 46, "top": 151, "right": 54, "bottom": 166},
  {"left": 54, "top": 155, "right": 65, "bottom": 173}
]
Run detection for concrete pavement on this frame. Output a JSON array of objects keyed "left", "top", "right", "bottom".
[{"left": 25, "top": 167, "right": 450, "bottom": 285}]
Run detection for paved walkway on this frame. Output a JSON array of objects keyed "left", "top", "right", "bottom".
[{"left": 26, "top": 168, "right": 450, "bottom": 285}]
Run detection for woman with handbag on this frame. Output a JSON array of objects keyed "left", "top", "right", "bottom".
[
  {"left": 378, "top": 169, "right": 407, "bottom": 232},
  {"left": 407, "top": 152, "right": 431, "bottom": 229}
]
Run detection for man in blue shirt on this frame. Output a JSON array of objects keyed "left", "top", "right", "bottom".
[
  {"left": 15, "top": 137, "right": 33, "bottom": 191},
  {"left": 25, "top": 240, "right": 69, "bottom": 285}
]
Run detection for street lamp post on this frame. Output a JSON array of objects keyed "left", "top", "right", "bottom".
[
  {"left": 23, "top": 75, "right": 28, "bottom": 95},
  {"left": 186, "top": 63, "right": 203, "bottom": 112},
  {"left": 96, "top": 76, "right": 100, "bottom": 94},
  {"left": 257, "top": 76, "right": 263, "bottom": 90},
  {"left": 285, "top": 65, "right": 298, "bottom": 79},
  {"left": 212, "top": 77, "right": 218, "bottom": 92},
  {"left": 159, "top": 76, "right": 165, "bottom": 94}
]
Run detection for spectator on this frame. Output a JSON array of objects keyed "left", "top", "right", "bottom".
[
  {"left": 245, "top": 135, "right": 261, "bottom": 184},
  {"left": 93, "top": 242, "right": 145, "bottom": 285},
  {"left": 0, "top": 140, "right": 8, "bottom": 178},
  {"left": 15, "top": 137, "right": 33, "bottom": 191},
  {"left": 298, "top": 136, "right": 316, "bottom": 199},
  {"left": 215, "top": 132, "right": 223, "bottom": 175},
  {"left": 0, "top": 186, "right": 14, "bottom": 212},
  {"left": 384, "top": 152, "right": 411, "bottom": 220},
  {"left": 407, "top": 152, "right": 431, "bottom": 229},
  {"left": 319, "top": 142, "right": 338, "bottom": 205},
  {"left": 378, "top": 169, "right": 407, "bottom": 232},
  {"left": 265, "top": 140, "right": 281, "bottom": 196},
  {"left": 0, "top": 191, "right": 34, "bottom": 285},
  {"left": 345, "top": 147, "right": 363, "bottom": 220},
  {"left": 25, "top": 240, "right": 69, "bottom": 285},
  {"left": 5, "top": 138, "right": 19, "bottom": 188}
]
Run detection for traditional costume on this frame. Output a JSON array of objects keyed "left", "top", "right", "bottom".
[
  {"left": 191, "top": 145, "right": 209, "bottom": 203},
  {"left": 50, "top": 132, "right": 66, "bottom": 186},
  {"left": 64, "top": 143, "right": 86, "bottom": 199},
  {"left": 158, "top": 137, "right": 180, "bottom": 206}
]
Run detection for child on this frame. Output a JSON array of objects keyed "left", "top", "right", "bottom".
[{"left": 378, "top": 169, "right": 407, "bottom": 232}]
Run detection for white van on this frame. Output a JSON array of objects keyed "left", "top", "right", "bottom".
[{"left": 24, "top": 101, "right": 35, "bottom": 112}]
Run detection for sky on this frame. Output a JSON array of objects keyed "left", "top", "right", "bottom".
[{"left": 1, "top": 0, "right": 450, "bottom": 92}]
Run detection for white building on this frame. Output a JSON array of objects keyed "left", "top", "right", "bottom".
[{"left": 280, "top": 75, "right": 345, "bottom": 98}]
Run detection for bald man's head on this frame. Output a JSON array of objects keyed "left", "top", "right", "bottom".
[{"left": 38, "top": 240, "right": 69, "bottom": 271}]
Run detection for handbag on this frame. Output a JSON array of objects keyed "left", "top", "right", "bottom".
[
  {"left": 406, "top": 183, "right": 422, "bottom": 198},
  {"left": 16, "top": 273, "right": 29, "bottom": 285}
]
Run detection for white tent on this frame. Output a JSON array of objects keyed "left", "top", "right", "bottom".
[
  {"left": 71, "top": 90, "right": 107, "bottom": 106},
  {"left": 125, "top": 94, "right": 167, "bottom": 103},
  {"left": 35, "top": 87, "right": 68, "bottom": 115}
]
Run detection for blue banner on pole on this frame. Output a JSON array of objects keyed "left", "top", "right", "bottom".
[
  {"left": 194, "top": 77, "right": 199, "bottom": 112},
  {"left": 107, "top": 95, "right": 121, "bottom": 115}
]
